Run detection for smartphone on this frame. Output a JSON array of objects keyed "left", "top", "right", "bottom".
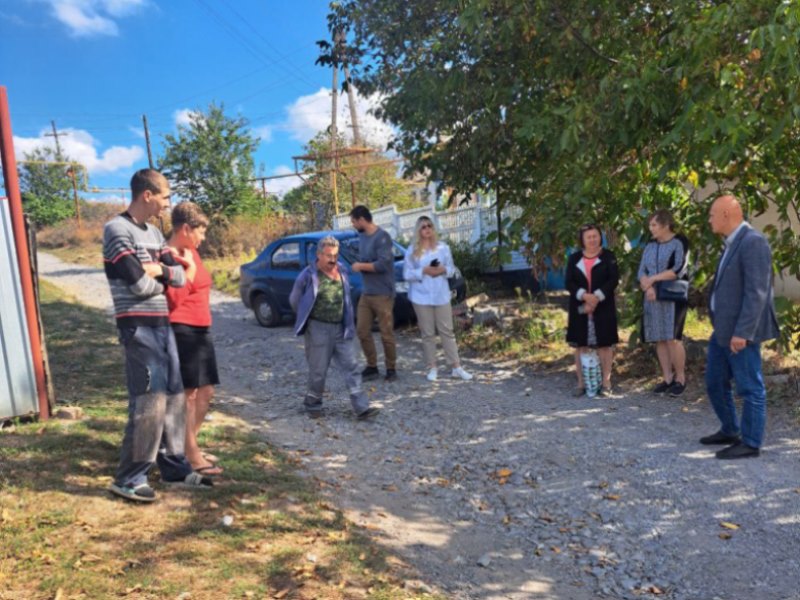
[{"left": 430, "top": 258, "right": 440, "bottom": 267}]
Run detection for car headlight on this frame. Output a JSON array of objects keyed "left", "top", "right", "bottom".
[{"left": 395, "top": 280, "right": 409, "bottom": 294}]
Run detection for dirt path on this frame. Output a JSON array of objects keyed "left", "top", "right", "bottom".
[{"left": 38, "top": 252, "right": 800, "bottom": 600}]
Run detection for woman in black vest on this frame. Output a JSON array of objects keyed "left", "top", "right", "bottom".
[{"left": 565, "top": 224, "right": 620, "bottom": 396}]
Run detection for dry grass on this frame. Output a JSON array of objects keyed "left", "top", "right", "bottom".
[
  {"left": 0, "top": 282, "right": 441, "bottom": 600},
  {"left": 461, "top": 295, "right": 800, "bottom": 408}
]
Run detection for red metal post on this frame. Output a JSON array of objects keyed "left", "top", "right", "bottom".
[{"left": 0, "top": 86, "right": 50, "bottom": 419}]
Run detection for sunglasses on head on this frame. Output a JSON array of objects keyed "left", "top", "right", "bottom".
[{"left": 420, "top": 222, "right": 433, "bottom": 229}]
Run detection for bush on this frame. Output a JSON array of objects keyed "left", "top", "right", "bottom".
[
  {"left": 450, "top": 240, "right": 491, "bottom": 281},
  {"left": 37, "top": 219, "right": 104, "bottom": 248},
  {"left": 201, "top": 213, "right": 303, "bottom": 258}
]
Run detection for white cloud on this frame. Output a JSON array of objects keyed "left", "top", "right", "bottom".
[
  {"left": 128, "top": 125, "right": 145, "bottom": 138},
  {"left": 284, "top": 86, "right": 394, "bottom": 150},
  {"left": 253, "top": 125, "right": 273, "bottom": 143},
  {"left": 13, "top": 127, "right": 144, "bottom": 174},
  {"left": 265, "top": 165, "right": 303, "bottom": 197},
  {"left": 44, "top": 0, "right": 147, "bottom": 37},
  {"left": 173, "top": 108, "right": 204, "bottom": 128}
]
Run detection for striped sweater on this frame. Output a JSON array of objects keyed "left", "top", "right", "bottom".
[{"left": 103, "top": 212, "right": 185, "bottom": 328}]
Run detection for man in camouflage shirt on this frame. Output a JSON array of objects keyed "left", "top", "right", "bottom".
[{"left": 289, "top": 236, "right": 379, "bottom": 420}]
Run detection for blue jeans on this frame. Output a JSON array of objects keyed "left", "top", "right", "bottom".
[
  {"left": 705, "top": 333, "right": 767, "bottom": 448},
  {"left": 114, "top": 326, "right": 193, "bottom": 487}
]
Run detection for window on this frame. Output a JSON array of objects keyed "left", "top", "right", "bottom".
[{"left": 271, "top": 243, "right": 301, "bottom": 270}]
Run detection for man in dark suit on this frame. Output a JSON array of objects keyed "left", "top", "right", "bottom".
[{"left": 701, "top": 194, "right": 780, "bottom": 459}]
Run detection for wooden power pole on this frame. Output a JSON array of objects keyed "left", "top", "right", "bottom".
[
  {"left": 142, "top": 114, "right": 154, "bottom": 168},
  {"left": 45, "top": 120, "right": 67, "bottom": 158}
]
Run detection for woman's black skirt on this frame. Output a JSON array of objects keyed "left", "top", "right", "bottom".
[{"left": 172, "top": 324, "right": 220, "bottom": 389}]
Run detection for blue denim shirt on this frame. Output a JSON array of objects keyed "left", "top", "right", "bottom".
[{"left": 289, "top": 262, "right": 355, "bottom": 339}]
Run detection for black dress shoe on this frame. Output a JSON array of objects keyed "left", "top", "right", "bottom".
[
  {"left": 699, "top": 431, "right": 741, "bottom": 445},
  {"left": 716, "top": 442, "right": 760, "bottom": 460},
  {"left": 652, "top": 380, "right": 672, "bottom": 394},
  {"left": 361, "top": 366, "right": 380, "bottom": 380},
  {"left": 384, "top": 369, "right": 397, "bottom": 382}
]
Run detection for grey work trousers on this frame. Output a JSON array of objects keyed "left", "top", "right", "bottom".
[
  {"left": 115, "top": 325, "right": 193, "bottom": 487},
  {"left": 304, "top": 319, "right": 369, "bottom": 415}
]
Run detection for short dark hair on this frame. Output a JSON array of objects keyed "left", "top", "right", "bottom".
[
  {"left": 171, "top": 201, "right": 209, "bottom": 230},
  {"left": 648, "top": 209, "right": 675, "bottom": 231},
  {"left": 349, "top": 205, "right": 372, "bottom": 222},
  {"left": 578, "top": 223, "right": 602, "bottom": 249},
  {"left": 131, "top": 169, "right": 165, "bottom": 198}
]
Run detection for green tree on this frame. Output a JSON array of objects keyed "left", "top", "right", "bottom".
[
  {"left": 19, "top": 147, "right": 76, "bottom": 228},
  {"left": 159, "top": 102, "right": 262, "bottom": 218},
  {"left": 322, "top": 0, "right": 800, "bottom": 344}
]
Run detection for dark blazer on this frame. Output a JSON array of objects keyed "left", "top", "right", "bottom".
[
  {"left": 566, "top": 249, "right": 620, "bottom": 347},
  {"left": 709, "top": 224, "right": 779, "bottom": 347}
]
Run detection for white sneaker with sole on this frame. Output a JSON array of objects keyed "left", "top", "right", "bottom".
[
  {"left": 426, "top": 368, "right": 438, "bottom": 382},
  {"left": 451, "top": 367, "right": 473, "bottom": 380}
]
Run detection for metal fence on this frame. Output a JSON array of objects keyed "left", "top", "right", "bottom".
[{"left": 0, "top": 198, "right": 39, "bottom": 418}]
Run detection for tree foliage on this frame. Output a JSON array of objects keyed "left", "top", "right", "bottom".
[
  {"left": 19, "top": 147, "right": 76, "bottom": 228},
  {"left": 159, "top": 102, "right": 262, "bottom": 218},
  {"left": 280, "top": 131, "right": 421, "bottom": 221},
  {"left": 322, "top": 0, "right": 800, "bottom": 344}
]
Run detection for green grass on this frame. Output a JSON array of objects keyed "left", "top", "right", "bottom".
[{"left": 0, "top": 281, "right": 443, "bottom": 600}]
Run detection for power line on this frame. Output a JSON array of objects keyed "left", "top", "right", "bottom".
[{"left": 191, "top": 0, "right": 318, "bottom": 91}]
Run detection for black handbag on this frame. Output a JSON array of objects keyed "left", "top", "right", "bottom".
[
  {"left": 653, "top": 242, "right": 689, "bottom": 302},
  {"left": 655, "top": 279, "right": 689, "bottom": 302}
]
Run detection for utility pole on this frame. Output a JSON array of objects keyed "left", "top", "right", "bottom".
[
  {"left": 330, "top": 28, "right": 344, "bottom": 218},
  {"left": 66, "top": 167, "right": 82, "bottom": 230},
  {"left": 343, "top": 62, "right": 361, "bottom": 147},
  {"left": 142, "top": 114, "right": 154, "bottom": 168},
  {"left": 45, "top": 120, "right": 67, "bottom": 158}
]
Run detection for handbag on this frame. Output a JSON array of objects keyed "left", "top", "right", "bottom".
[
  {"left": 653, "top": 242, "right": 689, "bottom": 302},
  {"left": 655, "top": 279, "right": 689, "bottom": 302}
]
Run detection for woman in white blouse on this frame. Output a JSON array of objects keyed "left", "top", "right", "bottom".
[{"left": 403, "top": 216, "right": 473, "bottom": 382}]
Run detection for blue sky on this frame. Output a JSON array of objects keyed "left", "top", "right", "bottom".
[{"left": 0, "top": 0, "right": 392, "bottom": 201}]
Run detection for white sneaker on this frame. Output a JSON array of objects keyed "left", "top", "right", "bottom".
[
  {"left": 426, "top": 368, "right": 438, "bottom": 382},
  {"left": 452, "top": 367, "right": 473, "bottom": 380}
]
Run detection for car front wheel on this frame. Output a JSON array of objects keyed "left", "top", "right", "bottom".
[{"left": 253, "top": 294, "right": 280, "bottom": 327}]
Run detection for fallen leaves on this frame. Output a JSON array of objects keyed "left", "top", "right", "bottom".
[
  {"left": 493, "top": 468, "right": 513, "bottom": 485},
  {"left": 719, "top": 521, "right": 740, "bottom": 530},
  {"left": 603, "top": 494, "right": 621, "bottom": 501}
]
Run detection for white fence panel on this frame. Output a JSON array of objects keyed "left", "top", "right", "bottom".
[{"left": 333, "top": 203, "right": 531, "bottom": 272}]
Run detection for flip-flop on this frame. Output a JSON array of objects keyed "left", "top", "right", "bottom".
[
  {"left": 201, "top": 452, "right": 220, "bottom": 463},
  {"left": 194, "top": 464, "right": 223, "bottom": 476}
]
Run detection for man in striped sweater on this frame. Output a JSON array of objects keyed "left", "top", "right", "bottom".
[{"left": 103, "top": 169, "right": 212, "bottom": 502}]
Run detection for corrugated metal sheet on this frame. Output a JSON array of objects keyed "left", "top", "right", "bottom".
[{"left": 0, "top": 198, "right": 38, "bottom": 418}]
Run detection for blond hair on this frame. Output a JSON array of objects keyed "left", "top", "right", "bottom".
[{"left": 412, "top": 217, "right": 437, "bottom": 259}]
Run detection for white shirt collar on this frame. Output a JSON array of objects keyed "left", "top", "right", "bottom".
[{"left": 725, "top": 221, "right": 748, "bottom": 247}]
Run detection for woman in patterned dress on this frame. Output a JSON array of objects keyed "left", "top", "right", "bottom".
[{"left": 637, "top": 209, "right": 689, "bottom": 396}]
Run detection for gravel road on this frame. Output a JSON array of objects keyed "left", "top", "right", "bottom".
[{"left": 38, "top": 252, "right": 800, "bottom": 600}]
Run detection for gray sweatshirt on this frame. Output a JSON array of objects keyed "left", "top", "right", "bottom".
[{"left": 358, "top": 227, "right": 395, "bottom": 297}]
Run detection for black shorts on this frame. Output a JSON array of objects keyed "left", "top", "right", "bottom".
[{"left": 171, "top": 324, "right": 220, "bottom": 389}]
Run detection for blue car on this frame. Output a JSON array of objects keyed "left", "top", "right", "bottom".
[{"left": 240, "top": 230, "right": 466, "bottom": 327}]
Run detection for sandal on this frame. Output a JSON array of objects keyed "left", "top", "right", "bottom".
[
  {"left": 193, "top": 463, "right": 223, "bottom": 476},
  {"left": 201, "top": 452, "right": 220, "bottom": 463}
]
